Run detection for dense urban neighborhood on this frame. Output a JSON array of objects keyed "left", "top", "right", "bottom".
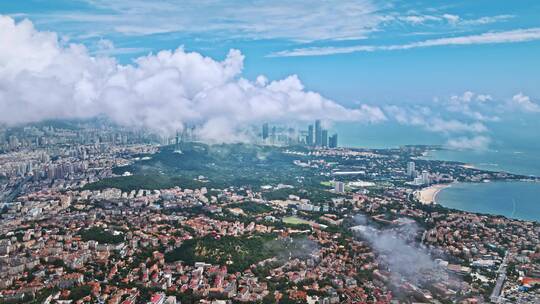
[{"left": 1, "top": 122, "right": 539, "bottom": 304}]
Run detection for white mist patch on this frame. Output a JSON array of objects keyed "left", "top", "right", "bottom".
[{"left": 351, "top": 214, "right": 445, "bottom": 284}]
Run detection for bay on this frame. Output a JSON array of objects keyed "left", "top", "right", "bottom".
[
  {"left": 334, "top": 120, "right": 540, "bottom": 222},
  {"left": 426, "top": 149, "right": 540, "bottom": 177},
  {"left": 436, "top": 181, "right": 540, "bottom": 222}
]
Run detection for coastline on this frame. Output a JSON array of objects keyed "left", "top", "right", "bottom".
[
  {"left": 433, "top": 180, "right": 540, "bottom": 223},
  {"left": 416, "top": 183, "right": 452, "bottom": 204}
]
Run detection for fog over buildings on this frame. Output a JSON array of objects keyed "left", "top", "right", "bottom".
[{"left": 351, "top": 214, "right": 447, "bottom": 284}]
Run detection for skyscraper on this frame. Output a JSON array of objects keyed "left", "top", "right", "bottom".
[
  {"left": 421, "top": 171, "right": 430, "bottom": 185},
  {"left": 321, "top": 129, "right": 328, "bottom": 147},
  {"left": 262, "top": 123, "right": 269, "bottom": 140},
  {"left": 315, "top": 120, "right": 322, "bottom": 146},
  {"left": 407, "top": 161, "right": 416, "bottom": 177},
  {"left": 329, "top": 134, "right": 338, "bottom": 148},
  {"left": 307, "top": 125, "right": 314, "bottom": 145}
]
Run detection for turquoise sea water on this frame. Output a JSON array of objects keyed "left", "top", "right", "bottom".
[
  {"left": 427, "top": 149, "right": 540, "bottom": 222},
  {"left": 435, "top": 182, "right": 540, "bottom": 222},
  {"left": 335, "top": 116, "right": 540, "bottom": 176},
  {"left": 334, "top": 119, "right": 540, "bottom": 222},
  {"left": 426, "top": 149, "right": 540, "bottom": 177}
]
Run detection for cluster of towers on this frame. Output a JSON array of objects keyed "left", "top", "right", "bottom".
[
  {"left": 306, "top": 120, "right": 338, "bottom": 148},
  {"left": 261, "top": 120, "right": 338, "bottom": 148}
]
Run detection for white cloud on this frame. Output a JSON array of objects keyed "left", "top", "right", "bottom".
[
  {"left": 430, "top": 119, "right": 487, "bottom": 133},
  {"left": 358, "top": 104, "right": 387, "bottom": 122},
  {"left": 399, "top": 15, "right": 441, "bottom": 25},
  {"left": 379, "top": 89, "right": 540, "bottom": 151},
  {"left": 476, "top": 94, "right": 493, "bottom": 102},
  {"left": 437, "top": 90, "right": 540, "bottom": 122},
  {"left": 96, "top": 38, "right": 114, "bottom": 51},
  {"left": 92, "top": 38, "right": 149, "bottom": 56},
  {"left": 394, "top": 13, "right": 512, "bottom": 27},
  {"left": 0, "top": 16, "right": 385, "bottom": 142},
  {"left": 450, "top": 91, "right": 475, "bottom": 103},
  {"left": 382, "top": 105, "right": 487, "bottom": 134},
  {"left": 442, "top": 14, "right": 460, "bottom": 24},
  {"left": 461, "top": 15, "right": 514, "bottom": 26},
  {"left": 443, "top": 91, "right": 499, "bottom": 121},
  {"left": 446, "top": 136, "right": 491, "bottom": 151},
  {"left": 33, "top": 0, "right": 382, "bottom": 42},
  {"left": 510, "top": 93, "right": 540, "bottom": 113},
  {"left": 271, "top": 28, "right": 540, "bottom": 57},
  {"left": 448, "top": 91, "right": 494, "bottom": 106}
]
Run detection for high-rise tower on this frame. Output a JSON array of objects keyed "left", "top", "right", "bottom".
[
  {"left": 262, "top": 123, "right": 269, "bottom": 140},
  {"left": 321, "top": 129, "right": 328, "bottom": 147},
  {"left": 407, "top": 161, "right": 416, "bottom": 177},
  {"left": 307, "top": 125, "right": 314, "bottom": 145},
  {"left": 315, "top": 120, "right": 322, "bottom": 146},
  {"left": 329, "top": 134, "right": 338, "bottom": 148}
]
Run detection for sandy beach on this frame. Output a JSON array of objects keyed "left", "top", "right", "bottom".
[{"left": 417, "top": 184, "right": 451, "bottom": 204}]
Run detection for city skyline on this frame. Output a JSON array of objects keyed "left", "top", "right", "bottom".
[{"left": 261, "top": 120, "right": 338, "bottom": 148}]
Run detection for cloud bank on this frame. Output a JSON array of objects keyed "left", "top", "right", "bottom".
[
  {"left": 383, "top": 105, "right": 488, "bottom": 134},
  {"left": 0, "top": 16, "right": 385, "bottom": 142},
  {"left": 1, "top": 16, "right": 537, "bottom": 149},
  {"left": 444, "top": 91, "right": 499, "bottom": 122},
  {"left": 446, "top": 135, "right": 491, "bottom": 151}
]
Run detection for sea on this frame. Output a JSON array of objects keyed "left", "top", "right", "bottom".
[
  {"left": 435, "top": 181, "right": 540, "bottom": 222},
  {"left": 335, "top": 118, "right": 540, "bottom": 222}
]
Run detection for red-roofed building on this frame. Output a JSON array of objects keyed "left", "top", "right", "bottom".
[{"left": 150, "top": 292, "right": 165, "bottom": 304}]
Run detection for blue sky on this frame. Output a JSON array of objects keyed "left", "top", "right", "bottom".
[
  {"left": 2, "top": 0, "right": 540, "bottom": 152},
  {"left": 2, "top": 0, "right": 539, "bottom": 105}
]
